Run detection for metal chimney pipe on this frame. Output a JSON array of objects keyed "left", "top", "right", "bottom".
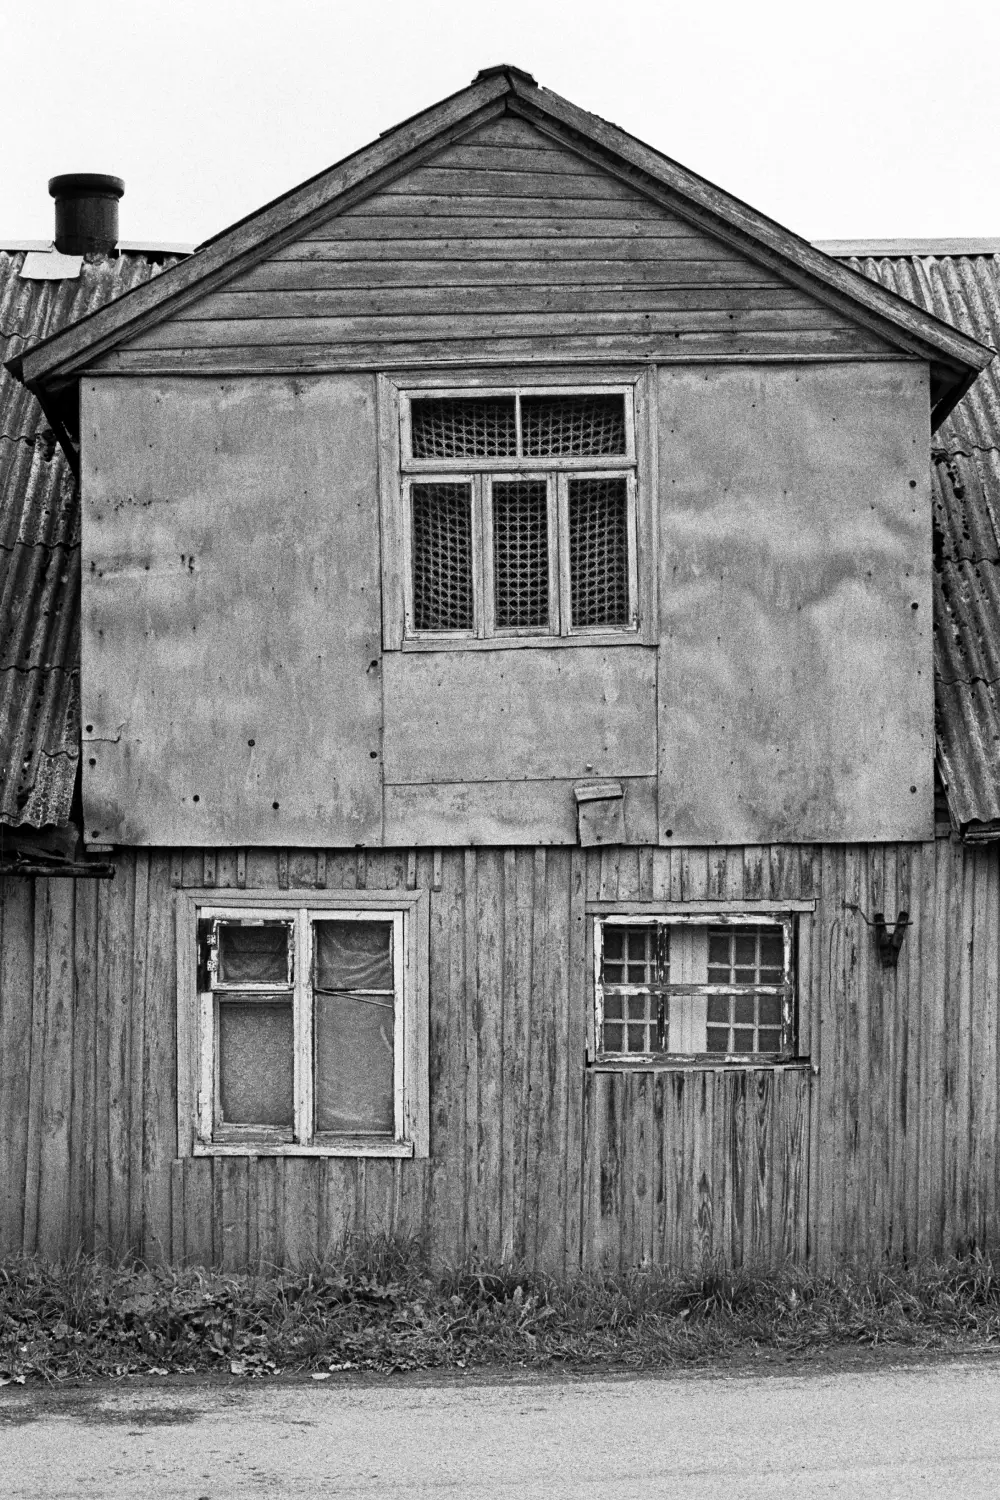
[{"left": 48, "top": 174, "right": 124, "bottom": 256}]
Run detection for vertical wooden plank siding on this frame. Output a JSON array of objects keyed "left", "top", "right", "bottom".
[{"left": 2, "top": 840, "right": 1000, "bottom": 1269}]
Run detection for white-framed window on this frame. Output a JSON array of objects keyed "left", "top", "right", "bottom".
[
  {"left": 397, "top": 386, "right": 639, "bottom": 641},
  {"left": 593, "top": 912, "right": 798, "bottom": 1063},
  {"left": 175, "top": 891, "right": 429, "bottom": 1157}
]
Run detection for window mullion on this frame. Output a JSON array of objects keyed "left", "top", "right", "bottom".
[
  {"left": 400, "top": 478, "right": 415, "bottom": 638},
  {"left": 655, "top": 922, "right": 668, "bottom": 1051},
  {"left": 294, "top": 913, "right": 312, "bottom": 1144},
  {"left": 557, "top": 473, "right": 571, "bottom": 636},
  {"left": 626, "top": 472, "right": 639, "bottom": 628},
  {"left": 593, "top": 917, "right": 604, "bottom": 1061},
  {"left": 782, "top": 918, "right": 794, "bottom": 1057},
  {"left": 476, "top": 474, "right": 491, "bottom": 639},
  {"left": 394, "top": 914, "right": 406, "bottom": 1140},
  {"left": 480, "top": 475, "right": 495, "bottom": 638},
  {"left": 545, "top": 475, "right": 560, "bottom": 636},
  {"left": 200, "top": 991, "right": 215, "bottom": 1143}
]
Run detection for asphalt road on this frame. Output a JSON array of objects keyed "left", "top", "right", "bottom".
[{"left": 3, "top": 1358, "right": 998, "bottom": 1497}]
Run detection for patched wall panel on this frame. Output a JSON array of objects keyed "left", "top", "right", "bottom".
[
  {"left": 657, "top": 362, "right": 933, "bottom": 845},
  {"left": 81, "top": 374, "right": 383, "bottom": 845},
  {"left": 383, "top": 644, "right": 657, "bottom": 789}
]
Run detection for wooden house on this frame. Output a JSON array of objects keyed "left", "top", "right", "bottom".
[{"left": 3, "top": 66, "right": 1000, "bottom": 1273}]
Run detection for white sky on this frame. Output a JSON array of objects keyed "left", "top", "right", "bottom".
[{"left": 3, "top": 0, "right": 999, "bottom": 248}]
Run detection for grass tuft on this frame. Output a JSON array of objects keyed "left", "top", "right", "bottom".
[{"left": 3, "top": 1238, "right": 1000, "bottom": 1383}]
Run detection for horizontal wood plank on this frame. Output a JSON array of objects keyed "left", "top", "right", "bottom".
[
  {"left": 274, "top": 236, "right": 755, "bottom": 262},
  {"left": 181, "top": 285, "right": 816, "bottom": 322},
  {"left": 95, "top": 330, "right": 901, "bottom": 373},
  {"left": 463, "top": 114, "right": 565, "bottom": 149},
  {"left": 307, "top": 217, "right": 729, "bottom": 241},
  {"left": 424, "top": 143, "right": 602, "bottom": 173},
  {"left": 235, "top": 258, "right": 787, "bottom": 290},
  {"left": 378, "top": 168, "right": 647, "bottom": 200},
  {"left": 342, "top": 195, "right": 674, "bottom": 220},
  {"left": 130, "top": 307, "right": 866, "bottom": 350}
]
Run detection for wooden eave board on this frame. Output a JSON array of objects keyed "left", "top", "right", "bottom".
[{"left": 12, "top": 69, "right": 992, "bottom": 395}]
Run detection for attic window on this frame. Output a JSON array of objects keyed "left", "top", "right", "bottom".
[{"left": 401, "top": 387, "right": 637, "bottom": 640}]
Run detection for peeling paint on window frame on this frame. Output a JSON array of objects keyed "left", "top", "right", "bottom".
[{"left": 591, "top": 908, "right": 804, "bottom": 1068}]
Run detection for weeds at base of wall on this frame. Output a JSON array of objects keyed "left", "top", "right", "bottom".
[{"left": 3, "top": 1237, "right": 1000, "bottom": 1384}]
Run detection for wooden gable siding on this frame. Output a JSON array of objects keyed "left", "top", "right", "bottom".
[
  {"left": 99, "top": 116, "right": 896, "bottom": 374},
  {"left": 2, "top": 838, "right": 998, "bottom": 1273}
]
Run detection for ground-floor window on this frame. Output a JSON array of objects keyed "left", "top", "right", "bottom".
[
  {"left": 593, "top": 913, "right": 797, "bottom": 1062},
  {"left": 176, "top": 892, "right": 429, "bottom": 1157}
]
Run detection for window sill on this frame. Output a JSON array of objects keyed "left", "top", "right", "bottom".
[
  {"left": 397, "top": 631, "right": 649, "bottom": 653},
  {"left": 588, "top": 1059, "right": 815, "bottom": 1074},
  {"left": 192, "top": 1139, "right": 416, "bottom": 1159}
]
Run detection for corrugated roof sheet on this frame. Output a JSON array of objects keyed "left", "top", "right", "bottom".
[
  {"left": 0, "top": 248, "right": 183, "bottom": 826},
  {"left": 841, "top": 250, "right": 1000, "bottom": 833}
]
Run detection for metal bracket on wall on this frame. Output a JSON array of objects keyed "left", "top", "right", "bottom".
[{"left": 843, "top": 902, "right": 911, "bottom": 968}]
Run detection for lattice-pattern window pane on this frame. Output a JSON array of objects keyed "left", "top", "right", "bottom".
[
  {"left": 568, "top": 477, "right": 630, "bottom": 628},
  {"left": 410, "top": 397, "right": 517, "bottom": 459},
  {"left": 601, "top": 925, "right": 667, "bottom": 1054},
  {"left": 706, "top": 926, "right": 785, "bottom": 1055},
  {"left": 411, "top": 483, "right": 473, "bottom": 631},
  {"left": 492, "top": 480, "right": 549, "bottom": 629},
  {"left": 521, "top": 395, "right": 627, "bottom": 457}
]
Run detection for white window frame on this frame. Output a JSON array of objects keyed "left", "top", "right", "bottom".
[
  {"left": 378, "top": 372, "right": 654, "bottom": 650},
  {"left": 591, "top": 908, "right": 805, "bottom": 1067},
  {"left": 175, "top": 890, "right": 429, "bottom": 1158}
]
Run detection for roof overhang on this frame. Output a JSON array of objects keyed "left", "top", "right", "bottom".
[{"left": 8, "top": 65, "right": 993, "bottom": 432}]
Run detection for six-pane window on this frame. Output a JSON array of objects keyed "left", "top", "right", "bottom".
[
  {"left": 595, "top": 916, "right": 795, "bottom": 1061},
  {"left": 705, "top": 926, "right": 786, "bottom": 1054},
  {"left": 402, "top": 389, "right": 637, "bottom": 639}
]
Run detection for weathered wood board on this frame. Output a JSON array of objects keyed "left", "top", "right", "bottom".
[
  {"left": 94, "top": 115, "right": 895, "bottom": 375},
  {"left": 3, "top": 838, "right": 998, "bottom": 1274},
  {"left": 657, "top": 362, "right": 933, "bottom": 845},
  {"left": 80, "top": 374, "right": 384, "bottom": 846}
]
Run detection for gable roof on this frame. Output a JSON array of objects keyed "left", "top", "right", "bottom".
[
  {"left": 825, "top": 242, "right": 1000, "bottom": 840},
  {"left": 10, "top": 66, "right": 993, "bottom": 431}
]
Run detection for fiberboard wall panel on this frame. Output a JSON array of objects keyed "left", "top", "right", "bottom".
[
  {"left": 80, "top": 375, "right": 383, "bottom": 846},
  {"left": 656, "top": 362, "right": 934, "bottom": 846}
]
